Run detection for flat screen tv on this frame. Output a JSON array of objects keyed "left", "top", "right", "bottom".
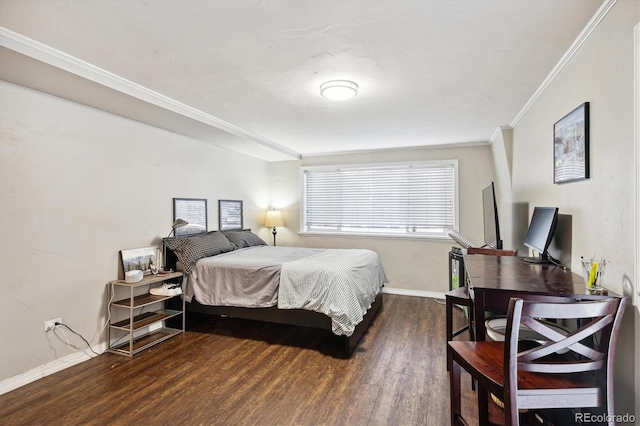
[
  {"left": 482, "top": 182, "right": 502, "bottom": 249},
  {"left": 523, "top": 207, "right": 558, "bottom": 264}
]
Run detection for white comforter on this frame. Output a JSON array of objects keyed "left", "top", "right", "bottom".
[{"left": 278, "top": 249, "right": 387, "bottom": 336}]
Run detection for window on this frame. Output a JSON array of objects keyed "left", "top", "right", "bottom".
[{"left": 301, "top": 161, "right": 458, "bottom": 238}]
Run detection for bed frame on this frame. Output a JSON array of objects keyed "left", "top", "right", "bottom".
[
  {"left": 165, "top": 244, "right": 383, "bottom": 358},
  {"left": 186, "top": 291, "right": 383, "bottom": 358}
]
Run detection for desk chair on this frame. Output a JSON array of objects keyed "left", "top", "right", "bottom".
[
  {"left": 449, "top": 295, "right": 627, "bottom": 426},
  {"left": 445, "top": 248, "right": 518, "bottom": 356}
]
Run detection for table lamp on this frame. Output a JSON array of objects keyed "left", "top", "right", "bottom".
[
  {"left": 162, "top": 219, "right": 188, "bottom": 271},
  {"left": 264, "top": 209, "right": 284, "bottom": 246}
]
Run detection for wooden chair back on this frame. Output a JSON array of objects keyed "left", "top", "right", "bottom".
[
  {"left": 503, "top": 296, "right": 627, "bottom": 424},
  {"left": 466, "top": 247, "right": 518, "bottom": 257}
]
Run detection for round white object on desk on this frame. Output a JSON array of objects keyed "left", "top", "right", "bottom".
[{"left": 125, "top": 270, "right": 143, "bottom": 283}]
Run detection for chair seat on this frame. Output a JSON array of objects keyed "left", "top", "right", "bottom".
[{"left": 449, "top": 341, "right": 598, "bottom": 398}]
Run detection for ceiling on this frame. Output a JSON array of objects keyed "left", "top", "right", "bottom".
[{"left": 0, "top": 0, "right": 605, "bottom": 161}]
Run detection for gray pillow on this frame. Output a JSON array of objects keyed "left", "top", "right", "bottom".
[
  {"left": 164, "top": 231, "right": 235, "bottom": 274},
  {"left": 223, "top": 230, "right": 267, "bottom": 248}
]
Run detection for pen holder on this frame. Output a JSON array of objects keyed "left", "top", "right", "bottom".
[{"left": 581, "top": 258, "right": 606, "bottom": 294}]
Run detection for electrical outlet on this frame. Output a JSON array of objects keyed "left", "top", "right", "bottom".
[{"left": 44, "top": 317, "right": 62, "bottom": 332}]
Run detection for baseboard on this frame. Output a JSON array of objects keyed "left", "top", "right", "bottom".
[
  {"left": 0, "top": 343, "right": 106, "bottom": 396},
  {"left": 383, "top": 286, "right": 445, "bottom": 299}
]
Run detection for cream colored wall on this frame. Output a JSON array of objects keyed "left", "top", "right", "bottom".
[
  {"left": 500, "top": 1, "right": 638, "bottom": 415},
  {"left": 0, "top": 81, "right": 271, "bottom": 381},
  {"left": 269, "top": 145, "right": 497, "bottom": 293}
]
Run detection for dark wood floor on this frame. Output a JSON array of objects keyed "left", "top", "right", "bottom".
[{"left": 0, "top": 294, "right": 479, "bottom": 425}]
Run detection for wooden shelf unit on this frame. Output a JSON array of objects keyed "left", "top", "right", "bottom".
[
  {"left": 109, "top": 328, "right": 182, "bottom": 356},
  {"left": 107, "top": 271, "right": 184, "bottom": 357}
]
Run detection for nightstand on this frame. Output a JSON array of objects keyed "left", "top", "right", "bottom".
[{"left": 107, "top": 271, "right": 184, "bottom": 357}]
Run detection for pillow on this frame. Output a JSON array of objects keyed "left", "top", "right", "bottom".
[
  {"left": 223, "top": 230, "right": 267, "bottom": 249},
  {"left": 164, "top": 231, "right": 235, "bottom": 274}
]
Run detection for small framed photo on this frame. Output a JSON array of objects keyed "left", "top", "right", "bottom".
[
  {"left": 219, "top": 199, "right": 243, "bottom": 231},
  {"left": 120, "top": 247, "right": 157, "bottom": 276},
  {"left": 173, "top": 198, "right": 207, "bottom": 236},
  {"left": 553, "top": 102, "right": 589, "bottom": 184}
]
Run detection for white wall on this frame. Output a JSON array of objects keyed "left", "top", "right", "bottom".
[
  {"left": 0, "top": 81, "right": 271, "bottom": 382},
  {"left": 269, "top": 144, "right": 497, "bottom": 293},
  {"left": 498, "top": 1, "right": 639, "bottom": 415}
]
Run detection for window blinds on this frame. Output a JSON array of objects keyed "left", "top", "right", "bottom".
[{"left": 302, "top": 162, "right": 456, "bottom": 236}]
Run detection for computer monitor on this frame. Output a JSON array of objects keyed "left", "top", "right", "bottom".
[
  {"left": 523, "top": 207, "right": 559, "bottom": 264},
  {"left": 482, "top": 182, "right": 502, "bottom": 249}
]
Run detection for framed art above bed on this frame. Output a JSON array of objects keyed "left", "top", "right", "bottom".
[
  {"left": 219, "top": 199, "right": 243, "bottom": 231},
  {"left": 173, "top": 198, "right": 208, "bottom": 236}
]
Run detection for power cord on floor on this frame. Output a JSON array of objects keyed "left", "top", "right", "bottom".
[
  {"left": 47, "top": 280, "right": 127, "bottom": 357},
  {"left": 54, "top": 322, "right": 101, "bottom": 356}
]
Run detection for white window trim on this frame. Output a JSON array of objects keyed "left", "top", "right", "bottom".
[{"left": 299, "top": 160, "right": 459, "bottom": 239}]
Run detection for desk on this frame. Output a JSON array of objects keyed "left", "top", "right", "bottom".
[{"left": 464, "top": 255, "right": 587, "bottom": 341}]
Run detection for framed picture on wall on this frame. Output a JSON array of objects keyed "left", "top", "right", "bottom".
[
  {"left": 219, "top": 199, "right": 243, "bottom": 231},
  {"left": 173, "top": 198, "right": 207, "bottom": 236},
  {"left": 553, "top": 102, "right": 589, "bottom": 184}
]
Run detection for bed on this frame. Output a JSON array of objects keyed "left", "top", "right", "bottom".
[{"left": 164, "top": 229, "right": 387, "bottom": 358}]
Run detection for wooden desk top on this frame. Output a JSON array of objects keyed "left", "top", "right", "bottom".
[{"left": 463, "top": 255, "right": 586, "bottom": 296}]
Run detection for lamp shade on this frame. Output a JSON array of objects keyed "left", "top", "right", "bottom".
[
  {"left": 265, "top": 210, "right": 284, "bottom": 228},
  {"left": 172, "top": 218, "right": 188, "bottom": 229},
  {"left": 166, "top": 218, "right": 189, "bottom": 238}
]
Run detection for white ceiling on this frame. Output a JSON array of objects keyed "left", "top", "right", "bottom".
[{"left": 0, "top": 0, "right": 604, "bottom": 161}]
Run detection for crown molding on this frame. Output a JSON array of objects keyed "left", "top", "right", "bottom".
[
  {"left": 301, "top": 140, "right": 490, "bottom": 159},
  {"left": 0, "top": 27, "right": 301, "bottom": 160},
  {"left": 488, "top": 126, "right": 513, "bottom": 145},
  {"left": 509, "top": 0, "right": 618, "bottom": 128}
]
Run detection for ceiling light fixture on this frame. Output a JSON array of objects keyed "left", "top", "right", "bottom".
[{"left": 320, "top": 80, "right": 358, "bottom": 101}]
